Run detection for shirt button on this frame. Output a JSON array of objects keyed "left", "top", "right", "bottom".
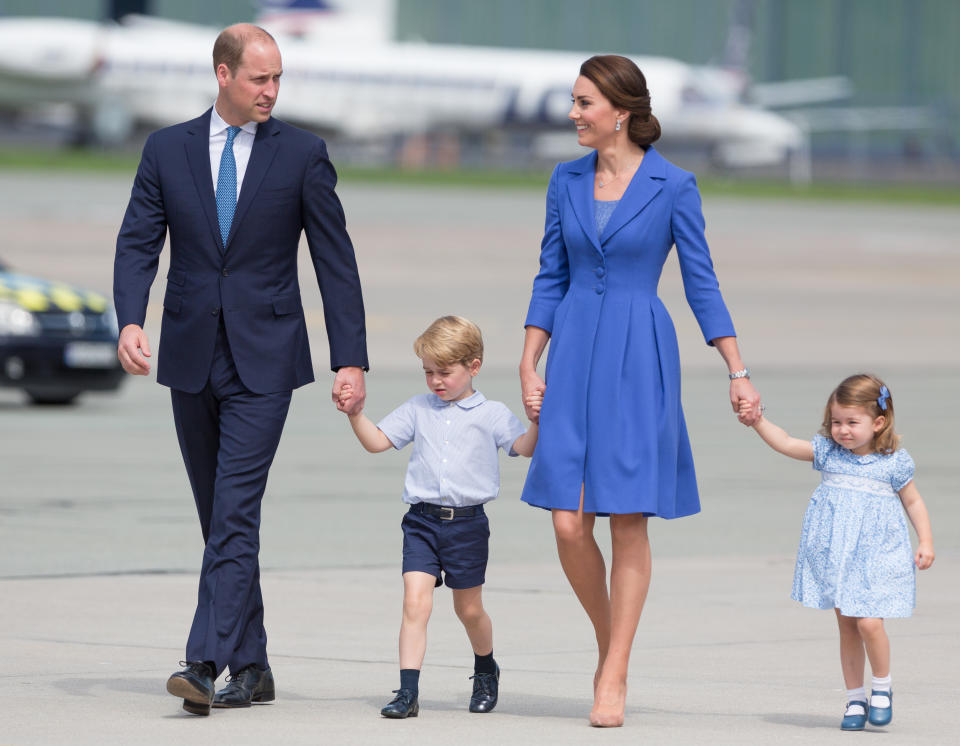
[
  {"left": 446, "top": 420, "right": 451, "bottom": 424},
  {"left": 442, "top": 459, "right": 447, "bottom": 463}
]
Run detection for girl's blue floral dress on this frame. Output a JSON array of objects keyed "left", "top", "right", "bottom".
[{"left": 792, "top": 435, "right": 916, "bottom": 618}]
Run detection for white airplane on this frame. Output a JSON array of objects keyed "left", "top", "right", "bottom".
[{"left": 0, "top": 0, "right": 839, "bottom": 177}]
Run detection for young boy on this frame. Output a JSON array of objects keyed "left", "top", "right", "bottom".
[{"left": 338, "top": 315, "right": 541, "bottom": 718}]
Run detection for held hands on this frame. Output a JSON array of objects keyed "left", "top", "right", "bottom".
[
  {"left": 333, "top": 367, "right": 366, "bottom": 415},
  {"left": 521, "top": 369, "right": 546, "bottom": 422},
  {"left": 117, "top": 324, "right": 151, "bottom": 375},
  {"left": 732, "top": 377, "right": 762, "bottom": 426},
  {"left": 915, "top": 542, "right": 935, "bottom": 570},
  {"left": 738, "top": 398, "right": 762, "bottom": 426},
  {"left": 337, "top": 383, "right": 356, "bottom": 413},
  {"left": 524, "top": 388, "right": 544, "bottom": 423}
]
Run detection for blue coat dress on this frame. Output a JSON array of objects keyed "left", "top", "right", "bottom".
[{"left": 521, "top": 147, "right": 735, "bottom": 517}]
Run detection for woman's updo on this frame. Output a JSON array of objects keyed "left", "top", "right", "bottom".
[{"left": 579, "top": 54, "right": 661, "bottom": 147}]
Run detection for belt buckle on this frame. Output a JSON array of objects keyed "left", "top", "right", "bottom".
[{"left": 439, "top": 506, "right": 455, "bottom": 520}]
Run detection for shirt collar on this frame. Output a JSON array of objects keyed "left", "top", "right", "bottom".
[
  {"left": 209, "top": 105, "right": 258, "bottom": 138},
  {"left": 429, "top": 390, "right": 486, "bottom": 410}
]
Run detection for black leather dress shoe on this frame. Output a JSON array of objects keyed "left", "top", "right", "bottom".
[
  {"left": 468, "top": 663, "right": 499, "bottom": 713},
  {"left": 381, "top": 688, "right": 419, "bottom": 718},
  {"left": 212, "top": 664, "right": 276, "bottom": 708},
  {"left": 166, "top": 661, "right": 216, "bottom": 716}
]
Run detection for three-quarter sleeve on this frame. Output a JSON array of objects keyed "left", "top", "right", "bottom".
[
  {"left": 524, "top": 164, "right": 570, "bottom": 334},
  {"left": 670, "top": 173, "right": 736, "bottom": 345}
]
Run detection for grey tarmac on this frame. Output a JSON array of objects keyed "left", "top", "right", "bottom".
[{"left": 1, "top": 172, "right": 957, "bottom": 745}]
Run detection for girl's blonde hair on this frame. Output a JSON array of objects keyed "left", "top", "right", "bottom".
[
  {"left": 413, "top": 316, "right": 483, "bottom": 367},
  {"left": 820, "top": 373, "right": 900, "bottom": 454}
]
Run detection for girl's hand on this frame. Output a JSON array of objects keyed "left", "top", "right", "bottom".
[
  {"left": 737, "top": 399, "right": 763, "bottom": 425},
  {"left": 521, "top": 369, "right": 546, "bottom": 421},
  {"left": 524, "top": 389, "right": 544, "bottom": 423},
  {"left": 916, "top": 542, "right": 935, "bottom": 570}
]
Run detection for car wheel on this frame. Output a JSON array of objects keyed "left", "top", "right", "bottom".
[{"left": 25, "top": 389, "right": 82, "bottom": 406}]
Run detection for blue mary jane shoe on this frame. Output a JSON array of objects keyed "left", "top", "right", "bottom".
[
  {"left": 867, "top": 689, "right": 892, "bottom": 726},
  {"left": 840, "top": 701, "right": 868, "bottom": 731}
]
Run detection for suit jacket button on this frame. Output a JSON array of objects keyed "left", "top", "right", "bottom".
[
  {"left": 222, "top": 268, "right": 229, "bottom": 277},
  {"left": 594, "top": 285, "right": 605, "bottom": 294},
  {"left": 211, "top": 306, "right": 220, "bottom": 316}
]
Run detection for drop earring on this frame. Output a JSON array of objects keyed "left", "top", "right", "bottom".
[{"left": 615, "top": 119, "right": 622, "bottom": 132}]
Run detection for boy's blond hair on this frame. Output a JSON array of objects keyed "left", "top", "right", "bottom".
[{"left": 413, "top": 316, "right": 484, "bottom": 367}]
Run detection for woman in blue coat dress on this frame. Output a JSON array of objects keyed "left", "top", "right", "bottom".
[{"left": 518, "top": 55, "right": 762, "bottom": 727}]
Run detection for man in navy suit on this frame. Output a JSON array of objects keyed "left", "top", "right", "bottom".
[{"left": 113, "top": 24, "right": 367, "bottom": 715}]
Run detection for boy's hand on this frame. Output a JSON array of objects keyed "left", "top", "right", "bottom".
[
  {"left": 332, "top": 367, "right": 365, "bottom": 415},
  {"left": 916, "top": 542, "right": 935, "bottom": 570},
  {"left": 524, "top": 389, "right": 544, "bottom": 423},
  {"left": 337, "top": 383, "right": 357, "bottom": 413}
]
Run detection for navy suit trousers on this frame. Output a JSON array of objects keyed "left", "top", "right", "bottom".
[{"left": 171, "top": 320, "right": 291, "bottom": 675}]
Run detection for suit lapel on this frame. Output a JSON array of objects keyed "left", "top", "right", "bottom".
[
  {"left": 600, "top": 146, "right": 666, "bottom": 244},
  {"left": 566, "top": 151, "right": 602, "bottom": 255},
  {"left": 184, "top": 110, "right": 224, "bottom": 250},
  {"left": 226, "top": 118, "right": 280, "bottom": 250}
]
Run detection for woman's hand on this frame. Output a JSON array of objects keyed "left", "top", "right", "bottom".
[
  {"left": 524, "top": 388, "right": 544, "bottom": 423},
  {"left": 521, "top": 368, "right": 546, "bottom": 421},
  {"left": 731, "top": 377, "right": 761, "bottom": 426}
]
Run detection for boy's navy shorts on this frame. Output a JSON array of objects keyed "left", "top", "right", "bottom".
[{"left": 401, "top": 503, "right": 489, "bottom": 589}]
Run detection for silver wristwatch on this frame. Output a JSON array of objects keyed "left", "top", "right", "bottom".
[{"left": 729, "top": 368, "right": 750, "bottom": 380}]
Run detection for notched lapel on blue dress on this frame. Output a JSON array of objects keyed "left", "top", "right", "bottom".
[
  {"left": 184, "top": 110, "right": 223, "bottom": 252},
  {"left": 228, "top": 118, "right": 280, "bottom": 250},
  {"left": 600, "top": 146, "right": 666, "bottom": 245},
  {"left": 565, "top": 151, "right": 603, "bottom": 256}
]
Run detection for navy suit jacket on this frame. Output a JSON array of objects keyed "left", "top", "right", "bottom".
[{"left": 114, "top": 110, "right": 367, "bottom": 393}]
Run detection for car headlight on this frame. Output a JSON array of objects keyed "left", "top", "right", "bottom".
[{"left": 0, "top": 300, "right": 41, "bottom": 336}]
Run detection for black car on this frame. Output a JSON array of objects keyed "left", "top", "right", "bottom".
[{"left": 0, "top": 260, "right": 124, "bottom": 404}]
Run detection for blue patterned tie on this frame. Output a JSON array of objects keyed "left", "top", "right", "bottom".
[{"left": 216, "top": 125, "right": 241, "bottom": 247}]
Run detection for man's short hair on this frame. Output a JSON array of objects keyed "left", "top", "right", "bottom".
[
  {"left": 413, "top": 316, "right": 484, "bottom": 367},
  {"left": 213, "top": 24, "right": 276, "bottom": 74}
]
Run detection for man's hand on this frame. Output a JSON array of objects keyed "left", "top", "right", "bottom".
[
  {"left": 333, "top": 366, "right": 365, "bottom": 415},
  {"left": 117, "top": 324, "right": 152, "bottom": 375}
]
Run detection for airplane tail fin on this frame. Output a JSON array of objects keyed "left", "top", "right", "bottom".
[{"left": 255, "top": 0, "right": 395, "bottom": 43}]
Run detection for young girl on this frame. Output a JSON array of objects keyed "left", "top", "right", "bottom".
[{"left": 740, "top": 373, "right": 934, "bottom": 731}]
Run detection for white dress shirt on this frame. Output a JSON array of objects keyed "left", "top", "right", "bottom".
[{"left": 209, "top": 106, "right": 258, "bottom": 199}]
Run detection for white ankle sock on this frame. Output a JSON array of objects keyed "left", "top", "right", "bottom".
[
  {"left": 871, "top": 675, "right": 891, "bottom": 707},
  {"left": 845, "top": 688, "right": 867, "bottom": 715}
]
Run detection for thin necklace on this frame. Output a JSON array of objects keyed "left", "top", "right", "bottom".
[{"left": 597, "top": 158, "right": 642, "bottom": 188}]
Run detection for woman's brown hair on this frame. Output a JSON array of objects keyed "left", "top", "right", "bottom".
[
  {"left": 820, "top": 373, "right": 900, "bottom": 454},
  {"left": 579, "top": 54, "right": 661, "bottom": 147}
]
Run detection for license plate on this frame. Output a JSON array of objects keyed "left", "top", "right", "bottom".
[{"left": 64, "top": 342, "right": 117, "bottom": 369}]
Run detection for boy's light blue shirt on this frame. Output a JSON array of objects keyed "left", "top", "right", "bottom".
[{"left": 376, "top": 390, "right": 527, "bottom": 507}]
